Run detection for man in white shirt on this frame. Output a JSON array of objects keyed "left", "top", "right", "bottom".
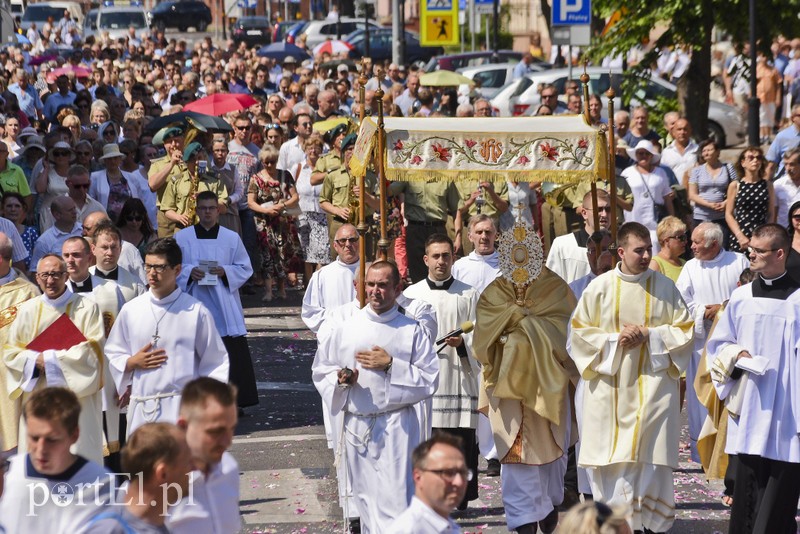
[
  {"left": 30, "top": 196, "right": 82, "bottom": 272},
  {"left": 676, "top": 222, "right": 749, "bottom": 463},
  {"left": 546, "top": 190, "right": 612, "bottom": 284},
  {"left": 277, "top": 113, "right": 312, "bottom": 172},
  {"left": 772, "top": 147, "right": 800, "bottom": 227},
  {"left": 661, "top": 118, "right": 699, "bottom": 186},
  {"left": 42, "top": 165, "right": 107, "bottom": 230},
  {"left": 169, "top": 377, "right": 241, "bottom": 534},
  {"left": 386, "top": 433, "right": 468, "bottom": 534}
]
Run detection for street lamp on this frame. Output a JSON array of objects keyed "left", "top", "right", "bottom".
[{"left": 747, "top": 0, "right": 759, "bottom": 146}]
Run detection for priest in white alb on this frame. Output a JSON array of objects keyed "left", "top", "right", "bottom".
[
  {"left": 403, "top": 233, "right": 480, "bottom": 509},
  {"left": 570, "top": 222, "right": 693, "bottom": 533},
  {"left": 675, "top": 222, "right": 748, "bottom": 462},
  {"left": 3, "top": 254, "right": 106, "bottom": 464},
  {"left": 706, "top": 224, "right": 800, "bottom": 534},
  {"left": 105, "top": 237, "right": 229, "bottom": 436},
  {"left": 312, "top": 261, "right": 439, "bottom": 534},
  {"left": 175, "top": 191, "right": 258, "bottom": 409}
]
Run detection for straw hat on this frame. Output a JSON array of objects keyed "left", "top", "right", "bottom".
[{"left": 99, "top": 143, "right": 125, "bottom": 160}]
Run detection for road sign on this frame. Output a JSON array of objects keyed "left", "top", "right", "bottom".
[
  {"left": 552, "top": 0, "right": 591, "bottom": 26},
  {"left": 551, "top": 24, "right": 591, "bottom": 46},
  {"left": 421, "top": 0, "right": 459, "bottom": 46}
]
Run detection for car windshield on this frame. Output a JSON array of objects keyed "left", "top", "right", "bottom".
[
  {"left": 241, "top": 17, "right": 269, "bottom": 26},
  {"left": 23, "top": 5, "right": 65, "bottom": 22},
  {"left": 152, "top": 2, "right": 173, "bottom": 12},
  {"left": 99, "top": 11, "right": 147, "bottom": 29}
]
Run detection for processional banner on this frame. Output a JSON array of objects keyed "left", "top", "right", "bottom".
[{"left": 349, "top": 115, "right": 608, "bottom": 184}]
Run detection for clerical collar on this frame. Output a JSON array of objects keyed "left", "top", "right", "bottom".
[
  {"left": 149, "top": 287, "right": 182, "bottom": 306},
  {"left": 95, "top": 266, "right": 118, "bottom": 280},
  {"left": 194, "top": 224, "right": 220, "bottom": 240},
  {"left": 0, "top": 269, "right": 16, "bottom": 285},
  {"left": 70, "top": 275, "right": 93, "bottom": 293},
  {"left": 426, "top": 277, "right": 454, "bottom": 290},
  {"left": 43, "top": 287, "right": 73, "bottom": 307},
  {"left": 614, "top": 263, "right": 649, "bottom": 283},
  {"left": 26, "top": 455, "right": 87, "bottom": 482},
  {"left": 573, "top": 227, "right": 590, "bottom": 248},
  {"left": 754, "top": 271, "right": 800, "bottom": 299}
]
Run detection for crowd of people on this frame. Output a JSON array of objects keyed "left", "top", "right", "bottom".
[{"left": 0, "top": 16, "right": 797, "bottom": 534}]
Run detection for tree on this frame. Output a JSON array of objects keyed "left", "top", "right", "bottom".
[{"left": 589, "top": 0, "right": 800, "bottom": 141}]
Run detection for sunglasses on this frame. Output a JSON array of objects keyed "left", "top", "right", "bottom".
[
  {"left": 335, "top": 237, "right": 358, "bottom": 245},
  {"left": 126, "top": 215, "right": 143, "bottom": 222},
  {"left": 235, "top": 125, "right": 251, "bottom": 130},
  {"left": 71, "top": 183, "right": 90, "bottom": 189},
  {"left": 75, "top": 151, "right": 92, "bottom": 156},
  {"left": 53, "top": 151, "right": 71, "bottom": 157}
]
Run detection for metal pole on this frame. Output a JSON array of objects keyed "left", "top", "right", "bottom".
[
  {"left": 284, "top": 0, "right": 288, "bottom": 22},
  {"left": 336, "top": 0, "right": 341, "bottom": 38},
  {"left": 568, "top": 44, "right": 573, "bottom": 84},
  {"left": 392, "top": 0, "right": 402, "bottom": 65},
  {"left": 357, "top": 59, "right": 368, "bottom": 308},
  {"left": 376, "top": 75, "right": 388, "bottom": 261},
  {"left": 484, "top": 14, "right": 488, "bottom": 51},
  {"left": 581, "top": 68, "right": 600, "bottom": 249},
  {"left": 606, "top": 76, "right": 619, "bottom": 262},
  {"left": 469, "top": 0, "right": 475, "bottom": 52},
  {"left": 491, "top": 0, "right": 498, "bottom": 57},
  {"left": 747, "top": 0, "right": 759, "bottom": 146},
  {"left": 364, "top": 3, "right": 370, "bottom": 57}
]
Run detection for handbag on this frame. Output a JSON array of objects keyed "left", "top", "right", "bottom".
[{"left": 639, "top": 170, "right": 668, "bottom": 222}]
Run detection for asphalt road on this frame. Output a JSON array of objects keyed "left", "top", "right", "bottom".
[{"left": 231, "top": 288, "right": 733, "bottom": 534}]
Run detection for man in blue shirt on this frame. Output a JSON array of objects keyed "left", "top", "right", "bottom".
[
  {"left": 42, "top": 75, "right": 76, "bottom": 125},
  {"left": 766, "top": 104, "right": 800, "bottom": 179},
  {"left": 8, "top": 70, "right": 42, "bottom": 122}
]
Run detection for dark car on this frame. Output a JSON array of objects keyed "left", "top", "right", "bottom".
[
  {"left": 345, "top": 29, "right": 442, "bottom": 66},
  {"left": 149, "top": 0, "right": 212, "bottom": 32},
  {"left": 425, "top": 51, "right": 546, "bottom": 72},
  {"left": 232, "top": 16, "right": 271, "bottom": 46}
]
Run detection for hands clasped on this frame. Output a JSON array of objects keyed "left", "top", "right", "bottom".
[{"left": 619, "top": 324, "right": 649, "bottom": 348}]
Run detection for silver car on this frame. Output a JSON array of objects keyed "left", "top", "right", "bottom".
[
  {"left": 458, "top": 62, "right": 546, "bottom": 100},
  {"left": 491, "top": 67, "right": 745, "bottom": 147}
]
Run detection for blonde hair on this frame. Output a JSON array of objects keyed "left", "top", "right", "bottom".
[
  {"left": 556, "top": 501, "right": 631, "bottom": 534},
  {"left": 656, "top": 215, "right": 687, "bottom": 244}
]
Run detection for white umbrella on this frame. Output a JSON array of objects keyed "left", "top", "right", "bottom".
[{"left": 313, "top": 40, "right": 354, "bottom": 57}]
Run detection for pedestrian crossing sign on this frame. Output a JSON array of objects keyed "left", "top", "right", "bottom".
[{"left": 420, "top": 0, "right": 459, "bottom": 46}]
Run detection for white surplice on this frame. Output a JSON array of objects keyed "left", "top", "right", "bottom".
[
  {"left": 312, "top": 304, "right": 439, "bottom": 534},
  {"left": 90, "top": 265, "right": 146, "bottom": 303},
  {"left": 547, "top": 233, "right": 590, "bottom": 284},
  {"left": 3, "top": 289, "right": 106, "bottom": 464},
  {"left": 105, "top": 288, "right": 229, "bottom": 435},
  {"left": 118, "top": 240, "right": 147, "bottom": 285},
  {"left": 675, "top": 250, "right": 749, "bottom": 461},
  {"left": 174, "top": 225, "right": 253, "bottom": 337},
  {"left": 404, "top": 278, "right": 479, "bottom": 429},
  {"left": 706, "top": 278, "right": 800, "bottom": 462},
  {"left": 0, "top": 454, "right": 112, "bottom": 534},
  {"left": 301, "top": 259, "right": 359, "bottom": 333},
  {"left": 451, "top": 251, "right": 501, "bottom": 295},
  {"left": 167, "top": 452, "right": 242, "bottom": 534}
]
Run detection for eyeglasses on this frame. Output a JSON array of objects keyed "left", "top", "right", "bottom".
[
  {"left": 265, "top": 123, "right": 281, "bottom": 130},
  {"left": 668, "top": 234, "right": 687, "bottom": 242},
  {"left": 144, "top": 263, "right": 172, "bottom": 273},
  {"left": 37, "top": 271, "right": 66, "bottom": 280},
  {"left": 75, "top": 151, "right": 92, "bottom": 156},
  {"left": 126, "top": 215, "right": 143, "bottom": 222},
  {"left": 584, "top": 206, "right": 612, "bottom": 213},
  {"left": 53, "top": 151, "right": 70, "bottom": 157},
  {"left": 335, "top": 237, "right": 359, "bottom": 246},
  {"left": 541, "top": 93, "right": 557, "bottom": 99},
  {"left": 747, "top": 246, "right": 778, "bottom": 256},
  {"left": 420, "top": 468, "right": 473, "bottom": 483},
  {"left": 744, "top": 154, "right": 763, "bottom": 161},
  {"left": 71, "top": 183, "right": 90, "bottom": 189},
  {"left": 235, "top": 124, "right": 251, "bottom": 130},
  {"left": 297, "top": 122, "right": 312, "bottom": 128},
  {"left": 263, "top": 160, "right": 277, "bottom": 165},
  {"left": 792, "top": 214, "right": 800, "bottom": 221}
]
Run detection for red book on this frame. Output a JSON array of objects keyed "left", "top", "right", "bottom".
[{"left": 27, "top": 313, "right": 87, "bottom": 352}]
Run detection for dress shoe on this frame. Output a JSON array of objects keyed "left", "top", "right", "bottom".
[{"left": 486, "top": 458, "right": 501, "bottom": 476}]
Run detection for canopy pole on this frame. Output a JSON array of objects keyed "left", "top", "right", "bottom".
[
  {"left": 606, "top": 75, "right": 619, "bottom": 263},
  {"left": 375, "top": 74, "right": 389, "bottom": 261},
  {"left": 580, "top": 67, "right": 601, "bottom": 254},
  {"left": 357, "top": 59, "right": 368, "bottom": 308}
]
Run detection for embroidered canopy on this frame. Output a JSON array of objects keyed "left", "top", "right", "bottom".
[{"left": 349, "top": 115, "right": 608, "bottom": 184}]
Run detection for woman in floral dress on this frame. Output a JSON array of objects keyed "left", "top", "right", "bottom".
[{"left": 247, "top": 145, "right": 302, "bottom": 301}]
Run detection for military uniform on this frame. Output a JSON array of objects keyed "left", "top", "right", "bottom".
[
  {"left": 160, "top": 172, "right": 229, "bottom": 234},
  {"left": 388, "top": 180, "right": 460, "bottom": 282},
  {"left": 149, "top": 155, "right": 189, "bottom": 238},
  {"left": 314, "top": 151, "right": 342, "bottom": 174},
  {"left": 319, "top": 167, "right": 377, "bottom": 259},
  {"left": 455, "top": 179, "right": 509, "bottom": 256}
]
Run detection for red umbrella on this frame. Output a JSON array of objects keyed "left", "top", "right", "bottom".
[
  {"left": 52, "top": 65, "right": 92, "bottom": 78},
  {"left": 183, "top": 93, "right": 260, "bottom": 116}
]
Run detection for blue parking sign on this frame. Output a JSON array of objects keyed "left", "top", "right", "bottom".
[
  {"left": 427, "top": 0, "right": 453, "bottom": 11},
  {"left": 552, "top": 0, "right": 591, "bottom": 26}
]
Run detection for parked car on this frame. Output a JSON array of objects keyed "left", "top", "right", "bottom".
[
  {"left": 344, "top": 28, "right": 442, "bottom": 66},
  {"left": 294, "top": 17, "right": 381, "bottom": 48},
  {"left": 21, "top": 1, "right": 82, "bottom": 31},
  {"left": 457, "top": 62, "right": 545, "bottom": 100},
  {"left": 490, "top": 67, "right": 745, "bottom": 147},
  {"left": 82, "top": 7, "right": 98, "bottom": 39},
  {"left": 95, "top": 5, "right": 149, "bottom": 40},
  {"left": 271, "top": 20, "right": 296, "bottom": 43},
  {"left": 149, "top": 0, "right": 211, "bottom": 32},
  {"left": 425, "top": 51, "right": 538, "bottom": 73},
  {"left": 283, "top": 20, "right": 307, "bottom": 44},
  {"left": 232, "top": 16, "right": 271, "bottom": 46}
]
